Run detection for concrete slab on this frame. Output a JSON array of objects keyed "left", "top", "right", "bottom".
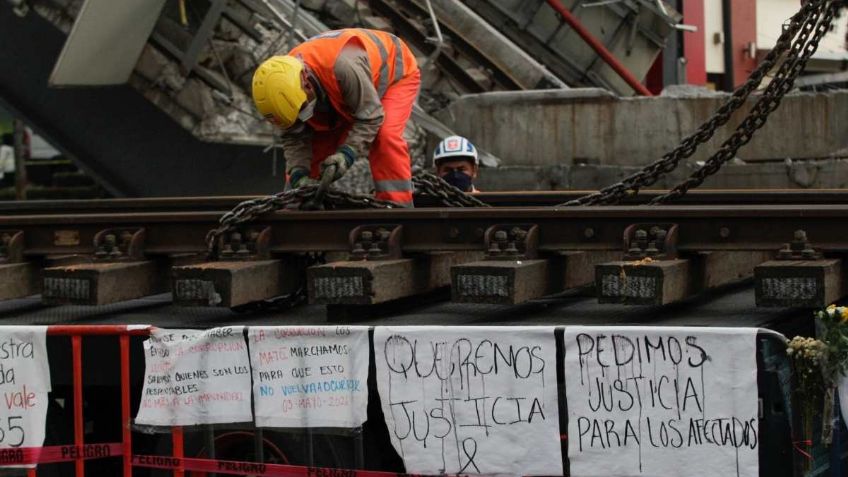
[
  {"left": 438, "top": 90, "right": 848, "bottom": 169},
  {"left": 308, "top": 252, "right": 482, "bottom": 305},
  {"left": 172, "top": 259, "right": 299, "bottom": 308},
  {"left": 755, "top": 259, "right": 845, "bottom": 308},
  {"left": 597, "top": 252, "right": 768, "bottom": 306},
  {"left": 42, "top": 261, "right": 166, "bottom": 306},
  {"left": 0, "top": 263, "right": 39, "bottom": 301},
  {"left": 474, "top": 159, "right": 848, "bottom": 192}
]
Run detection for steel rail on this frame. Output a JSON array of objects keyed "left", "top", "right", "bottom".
[
  {"left": 3, "top": 189, "right": 848, "bottom": 215},
  {"left": 4, "top": 205, "right": 848, "bottom": 257}
]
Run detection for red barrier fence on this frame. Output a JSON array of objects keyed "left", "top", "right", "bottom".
[{"left": 17, "top": 325, "right": 405, "bottom": 477}]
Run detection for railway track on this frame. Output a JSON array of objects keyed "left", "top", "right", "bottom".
[
  {"left": 0, "top": 191, "right": 845, "bottom": 317},
  {"left": 2, "top": 188, "right": 848, "bottom": 215}
]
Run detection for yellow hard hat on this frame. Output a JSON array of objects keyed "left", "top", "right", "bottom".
[{"left": 252, "top": 56, "right": 307, "bottom": 129}]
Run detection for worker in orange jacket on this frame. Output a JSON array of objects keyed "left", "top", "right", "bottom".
[{"left": 251, "top": 29, "right": 420, "bottom": 206}]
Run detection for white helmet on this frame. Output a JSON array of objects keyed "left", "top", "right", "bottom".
[{"left": 433, "top": 135, "right": 478, "bottom": 166}]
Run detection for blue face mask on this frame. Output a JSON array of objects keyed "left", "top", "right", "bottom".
[{"left": 441, "top": 170, "right": 473, "bottom": 191}]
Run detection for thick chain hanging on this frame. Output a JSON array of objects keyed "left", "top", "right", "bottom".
[
  {"left": 651, "top": 1, "right": 838, "bottom": 204},
  {"left": 561, "top": 0, "right": 835, "bottom": 207}
]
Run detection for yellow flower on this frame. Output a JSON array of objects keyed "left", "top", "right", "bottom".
[{"left": 840, "top": 307, "right": 848, "bottom": 322}]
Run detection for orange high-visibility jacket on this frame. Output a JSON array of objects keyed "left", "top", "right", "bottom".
[{"left": 289, "top": 29, "right": 418, "bottom": 124}]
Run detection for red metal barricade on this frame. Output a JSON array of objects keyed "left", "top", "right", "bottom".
[
  {"left": 17, "top": 325, "right": 404, "bottom": 477},
  {"left": 16, "top": 325, "right": 148, "bottom": 477}
]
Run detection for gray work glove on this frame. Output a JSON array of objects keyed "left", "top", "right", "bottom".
[{"left": 321, "top": 145, "right": 356, "bottom": 182}]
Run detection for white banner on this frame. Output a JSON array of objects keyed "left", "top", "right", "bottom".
[
  {"left": 135, "top": 327, "right": 252, "bottom": 426},
  {"left": 249, "top": 326, "right": 369, "bottom": 428},
  {"left": 0, "top": 326, "right": 50, "bottom": 467},
  {"left": 564, "top": 326, "right": 759, "bottom": 477},
  {"left": 375, "top": 326, "right": 562, "bottom": 477}
]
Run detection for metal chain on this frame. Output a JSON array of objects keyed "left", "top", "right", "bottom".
[
  {"left": 206, "top": 172, "right": 486, "bottom": 254},
  {"left": 651, "top": 1, "right": 838, "bottom": 204},
  {"left": 205, "top": 186, "right": 398, "bottom": 253},
  {"left": 201, "top": 171, "right": 485, "bottom": 313},
  {"left": 412, "top": 172, "right": 491, "bottom": 207},
  {"left": 560, "top": 0, "right": 831, "bottom": 207},
  {"left": 204, "top": 187, "right": 390, "bottom": 313}
]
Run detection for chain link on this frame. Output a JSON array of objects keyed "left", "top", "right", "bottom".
[
  {"left": 411, "top": 172, "right": 491, "bottom": 208},
  {"left": 205, "top": 186, "right": 397, "bottom": 254},
  {"left": 561, "top": 0, "right": 837, "bottom": 207},
  {"left": 206, "top": 172, "right": 486, "bottom": 254}
]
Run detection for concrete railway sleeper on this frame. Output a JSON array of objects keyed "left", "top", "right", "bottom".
[{"left": 3, "top": 203, "right": 848, "bottom": 310}]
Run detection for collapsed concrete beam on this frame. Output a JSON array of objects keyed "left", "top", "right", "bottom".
[
  {"left": 308, "top": 252, "right": 479, "bottom": 305},
  {"left": 597, "top": 252, "right": 769, "bottom": 306},
  {"left": 475, "top": 160, "right": 848, "bottom": 192},
  {"left": 42, "top": 261, "right": 166, "bottom": 306},
  {"left": 172, "top": 259, "right": 300, "bottom": 308},
  {"left": 755, "top": 259, "right": 845, "bottom": 308},
  {"left": 438, "top": 90, "right": 848, "bottom": 169},
  {"left": 409, "top": 0, "right": 566, "bottom": 89}
]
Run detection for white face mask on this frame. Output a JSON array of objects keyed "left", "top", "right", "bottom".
[{"left": 298, "top": 98, "right": 316, "bottom": 122}]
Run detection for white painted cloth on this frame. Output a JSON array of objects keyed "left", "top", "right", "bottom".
[
  {"left": 0, "top": 326, "right": 50, "bottom": 468},
  {"left": 375, "top": 326, "right": 562, "bottom": 476},
  {"left": 564, "top": 326, "right": 759, "bottom": 477},
  {"left": 249, "top": 326, "right": 369, "bottom": 428},
  {"left": 135, "top": 327, "right": 252, "bottom": 426}
]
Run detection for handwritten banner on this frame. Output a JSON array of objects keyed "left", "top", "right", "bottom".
[
  {"left": 135, "top": 327, "right": 252, "bottom": 426},
  {"left": 0, "top": 327, "right": 50, "bottom": 469},
  {"left": 375, "top": 326, "right": 562, "bottom": 476},
  {"left": 248, "top": 326, "right": 369, "bottom": 428},
  {"left": 564, "top": 326, "right": 758, "bottom": 477}
]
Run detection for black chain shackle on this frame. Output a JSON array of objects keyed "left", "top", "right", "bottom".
[{"left": 561, "top": 0, "right": 841, "bottom": 207}]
